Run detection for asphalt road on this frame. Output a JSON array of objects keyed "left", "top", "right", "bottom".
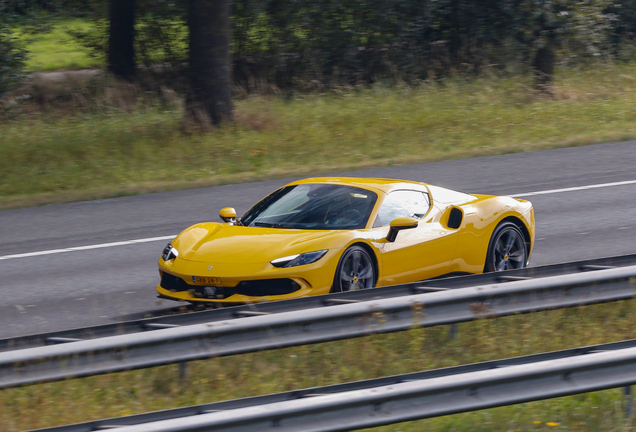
[{"left": 1, "top": 141, "right": 635, "bottom": 338}]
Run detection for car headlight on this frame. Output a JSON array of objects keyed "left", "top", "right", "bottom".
[
  {"left": 271, "top": 250, "right": 328, "bottom": 268},
  {"left": 161, "top": 243, "right": 179, "bottom": 261}
]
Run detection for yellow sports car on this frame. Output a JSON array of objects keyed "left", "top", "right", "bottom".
[{"left": 157, "top": 177, "right": 534, "bottom": 303}]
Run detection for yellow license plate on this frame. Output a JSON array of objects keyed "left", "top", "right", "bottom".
[{"left": 193, "top": 276, "right": 221, "bottom": 285}]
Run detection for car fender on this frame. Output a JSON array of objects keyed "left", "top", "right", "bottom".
[{"left": 450, "top": 195, "right": 534, "bottom": 273}]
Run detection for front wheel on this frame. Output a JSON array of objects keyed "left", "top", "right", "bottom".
[
  {"left": 484, "top": 222, "right": 527, "bottom": 272},
  {"left": 332, "top": 246, "right": 376, "bottom": 292}
]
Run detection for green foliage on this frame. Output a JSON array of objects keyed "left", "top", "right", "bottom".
[
  {"left": 4, "top": 0, "right": 635, "bottom": 88},
  {"left": 14, "top": 0, "right": 623, "bottom": 90},
  {"left": 231, "top": 0, "right": 619, "bottom": 88},
  {"left": 1, "top": 0, "right": 62, "bottom": 15},
  {"left": 0, "top": 2, "right": 26, "bottom": 97},
  {"left": 519, "top": 0, "right": 615, "bottom": 60},
  {"left": 134, "top": 1, "right": 188, "bottom": 69},
  {"left": 13, "top": 17, "right": 102, "bottom": 70},
  {"left": 66, "top": 0, "right": 188, "bottom": 79},
  {"left": 606, "top": 0, "right": 636, "bottom": 58},
  {"left": 0, "top": 0, "right": 91, "bottom": 16}
]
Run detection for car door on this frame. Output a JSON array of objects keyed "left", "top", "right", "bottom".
[{"left": 372, "top": 190, "right": 459, "bottom": 285}]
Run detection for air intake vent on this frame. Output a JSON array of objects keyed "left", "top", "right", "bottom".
[{"left": 448, "top": 208, "right": 463, "bottom": 229}]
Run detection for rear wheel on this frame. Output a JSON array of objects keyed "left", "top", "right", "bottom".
[
  {"left": 332, "top": 246, "right": 376, "bottom": 292},
  {"left": 484, "top": 222, "right": 527, "bottom": 272}
]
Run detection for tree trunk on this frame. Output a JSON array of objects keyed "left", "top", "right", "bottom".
[
  {"left": 108, "top": 0, "right": 136, "bottom": 81},
  {"left": 187, "top": 0, "right": 234, "bottom": 126},
  {"left": 533, "top": 44, "right": 555, "bottom": 92}
]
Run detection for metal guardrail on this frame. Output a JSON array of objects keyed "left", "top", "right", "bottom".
[
  {"left": 3, "top": 253, "right": 636, "bottom": 353},
  {"left": 30, "top": 338, "right": 636, "bottom": 432},
  {"left": 1, "top": 264, "right": 636, "bottom": 390}
]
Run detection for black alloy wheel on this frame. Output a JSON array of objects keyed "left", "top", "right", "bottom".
[
  {"left": 485, "top": 222, "right": 528, "bottom": 272},
  {"left": 332, "top": 246, "right": 376, "bottom": 292}
]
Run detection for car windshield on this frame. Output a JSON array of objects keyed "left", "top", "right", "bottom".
[{"left": 241, "top": 184, "right": 378, "bottom": 230}]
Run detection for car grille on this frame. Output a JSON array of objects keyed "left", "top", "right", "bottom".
[
  {"left": 160, "top": 272, "right": 301, "bottom": 299},
  {"left": 234, "top": 279, "right": 301, "bottom": 296},
  {"left": 160, "top": 272, "right": 191, "bottom": 291}
]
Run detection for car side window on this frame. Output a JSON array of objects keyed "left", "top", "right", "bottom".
[{"left": 374, "top": 190, "right": 430, "bottom": 227}]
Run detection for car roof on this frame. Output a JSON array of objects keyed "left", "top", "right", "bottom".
[{"left": 287, "top": 177, "right": 429, "bottom": 194}]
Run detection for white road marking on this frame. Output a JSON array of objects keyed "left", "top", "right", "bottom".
[
  {"left": 2, "top": 179, "right": 636, "bottom": 262},
  {"left": 511, "top": 179, "right": 636, "bottom": 198},
  {"left": 0, "top": 235, "right": 175, "bottom": 261}
]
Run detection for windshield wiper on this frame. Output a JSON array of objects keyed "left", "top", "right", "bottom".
[{"left": 254, "top": 222, "right": 288, "bottom": 228}]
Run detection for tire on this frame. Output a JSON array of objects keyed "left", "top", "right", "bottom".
[
  {"left": 332, "top": 246, "right": 376, "bottom": 292},
  {"left": 484, "top": 222, "right": 528, "bottom": 272}
]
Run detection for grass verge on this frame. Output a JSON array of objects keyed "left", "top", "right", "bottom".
[
  {"left": 2, "top": 299, "right": 636, "bottom": 431},
  {"left": 3, "top": 63, "right": 636, "bottom": 210}
]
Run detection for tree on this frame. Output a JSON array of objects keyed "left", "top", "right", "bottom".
[
  {"left": 108, "top": 0, "right": 136, "bottom": 80},
  {"left": 186, "top": 0, "right": 233, "bottom": 126}
]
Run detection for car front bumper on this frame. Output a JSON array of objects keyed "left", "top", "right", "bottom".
[{"left": 156, "top": 252, "right": 341, "bottom": 303}]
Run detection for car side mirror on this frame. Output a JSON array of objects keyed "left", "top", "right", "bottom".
[
  {"left": 219, "top": 207, "right": 237, "bottom": 224},
  {"left": 387, "top": 217, "right": 418, "bottom": 242}
]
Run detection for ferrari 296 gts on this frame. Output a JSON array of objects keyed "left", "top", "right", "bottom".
[{"left": 157, "top": 177, "right": 535, "bottom": 303}]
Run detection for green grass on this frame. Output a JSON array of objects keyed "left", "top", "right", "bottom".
[
  {"left": 2, "top": 299, "right": 636, "bottom": 431},
  {"left": 12, "top": 17, "right": 103, "bottom": 71},
  {"left": 2, "top": 63, "right": 636, "bottom": 209}
]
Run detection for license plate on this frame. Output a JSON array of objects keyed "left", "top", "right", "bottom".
[{"left": 193, "top": 276, "right": 221, "bottom": 285}]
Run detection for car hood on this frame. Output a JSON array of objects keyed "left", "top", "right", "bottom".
[{"left": 172, "top": 223, "right": 346, "bottom": 264}]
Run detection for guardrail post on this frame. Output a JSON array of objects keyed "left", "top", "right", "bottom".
[
  {"left": 448, "top": 324, "right": 458, "bottom": 340},
  {"left": 624, "top": 386, "right": 633, "bottom": 418},
  {"left": 179, "top": 362, "right": 188, "bottom": 380}
]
